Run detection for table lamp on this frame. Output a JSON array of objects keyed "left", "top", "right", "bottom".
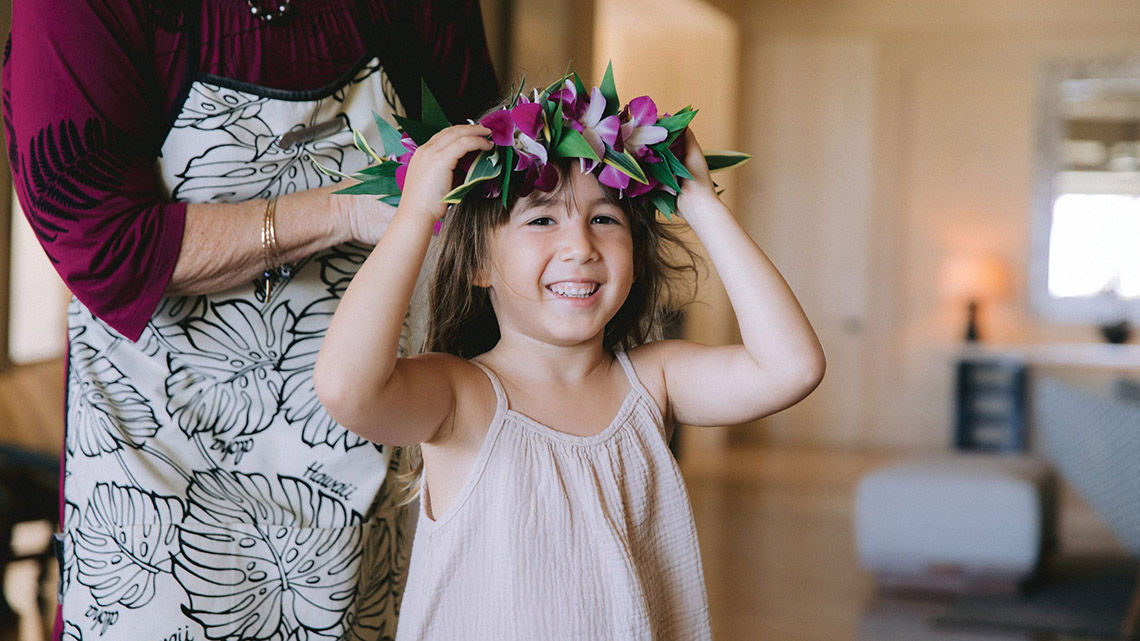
[{"left": 939, "top": 254, "right": 1012, "bottom": 342}]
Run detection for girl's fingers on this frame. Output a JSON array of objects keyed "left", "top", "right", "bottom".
[
  {"left": 416, "top": 125, "right": 493, "bottom": 167},
  {"left": 398, "top": 124, "right": 494, "bottom": 218},
  {"left": 424, "top": 124, "right": 491, "bottom": 149},
  {"left": 681, "top": 129, "right": 713, "bottom": 185}
]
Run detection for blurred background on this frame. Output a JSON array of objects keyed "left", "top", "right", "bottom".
[{"left": 2, "top": 1, "right": 1140, "bottom": 640}]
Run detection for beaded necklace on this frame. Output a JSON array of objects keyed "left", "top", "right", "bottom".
[{"left": 246, "top": 0, "right": 291, "bottom": 22}]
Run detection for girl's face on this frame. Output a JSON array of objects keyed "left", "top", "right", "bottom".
[{"left": 480, "top": 169, "right": 635, "bottom": 349}]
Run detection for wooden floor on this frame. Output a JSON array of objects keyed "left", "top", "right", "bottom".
[
  {"left": 0, "top": 358, "right": 1132, "bottom": 641},
  {"left": 681, "top": 444, "right": 1130, "bottom": 641},
  {"left": 0, "top": 359, "right": 64, "bottom": 456},
  {"left": 684, "top": 444, "right": 892, "bottom": 641}
]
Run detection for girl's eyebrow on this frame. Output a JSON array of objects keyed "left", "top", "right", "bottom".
[
  {"left": 514, "top": 192, "right": 615, "bottom": 214},
  {"left": 518, "top": 191, "right": 563, "bottom": 209}
]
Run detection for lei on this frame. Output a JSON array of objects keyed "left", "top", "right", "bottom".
[{"left": 318, "top": 63, "right": 748, "bottom": 218}]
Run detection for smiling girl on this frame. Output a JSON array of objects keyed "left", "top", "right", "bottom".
[{"left": 315, "top": 79, "right": 825, "bottom": 640}]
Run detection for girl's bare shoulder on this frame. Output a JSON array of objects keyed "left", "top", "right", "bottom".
[{"left": 413, "top": 353, "right": 498, "bottom": 446}]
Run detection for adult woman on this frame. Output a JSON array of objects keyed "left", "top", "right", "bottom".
[{"left": 3, "top": 1, "right": 498, "bottom": 639}]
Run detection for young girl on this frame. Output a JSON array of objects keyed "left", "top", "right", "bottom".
[{"left": 315, "top": 81, "right": 825, "bottom": 640}]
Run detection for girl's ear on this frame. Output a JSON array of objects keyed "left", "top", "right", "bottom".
[{"left": 473, "top": 262, "right": 491, "bottom": 288}]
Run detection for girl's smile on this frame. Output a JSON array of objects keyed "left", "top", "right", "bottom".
[{"left": 546, "top": 279, "right": 602, "bottom": 302}]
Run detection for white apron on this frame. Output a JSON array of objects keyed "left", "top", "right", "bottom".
[{"left": 59, "top": 34, "right": 411, "bottom": 641}]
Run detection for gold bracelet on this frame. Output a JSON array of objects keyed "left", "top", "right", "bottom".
[{"left": 261, "top": 197, "right": 291, "bottom": 299}]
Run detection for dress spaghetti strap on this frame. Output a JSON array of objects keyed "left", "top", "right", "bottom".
[{"left": 471, "top": 359, "right": 509, "bottom": 411}]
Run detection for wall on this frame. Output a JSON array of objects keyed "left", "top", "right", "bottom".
[
  {"left": 739, "top": 1, "right": 1140, "bottom": 448},
  {"left": 9, "top": 194, "right": 68, "bottom": 363}
]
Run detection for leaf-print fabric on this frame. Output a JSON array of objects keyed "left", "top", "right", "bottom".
[
  {"left": 55, "top": 57, "right": 413, "bottom": 641},
  {"left": 176, "top": 471, "right": 362, "bottom": 641},
  {"left": 67, "top": 343, "right": 161, "bottom": 456},
  {"left": 164, "top": 300, "right": 294, "bottom": 439},
  {"left": 74, "top": 484, "right": 183, "bottom": 609}
]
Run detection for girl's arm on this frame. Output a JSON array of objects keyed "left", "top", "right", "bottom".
[
  {"left": 646, "top": 130, "right": 826, "bottom": 426},
  {"left": 315, "top": 124, "right": 493, "bottom": 445}
]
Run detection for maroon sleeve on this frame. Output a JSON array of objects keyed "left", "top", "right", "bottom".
[
  {"left": 369, "top": 0, "right": 501, "bottom": 123},
  {"left": 3, "top": 0, "right": 186, "bottom": 341},
  {"left": 415, "top": 0, "right": 501, "bottom": 120}
]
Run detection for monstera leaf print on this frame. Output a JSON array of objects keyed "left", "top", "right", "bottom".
[
  {"left": 316, "top": 243, "right": 371, "bottom": 298},
  {"left": 62, "top": 621, "right": 83, "bottom": 641},
  {"left": 165, "top": 299, "right": 294, "bottom": 440},
  {"left": 173, "top": 133, "right": 352, "bottom": 202},
  {"left": 281, "top": 382, "right": 368, "bottom": 451},
  {"left": 73, "top": 483, "right": 184, "bottom": 609},
  {"left": 279, "top": 297, "right": 368, "bottom": 451},
  {"left": 343, "top": 454, "right": 408, "bottom": 641},
  {"left": 60, "top": 501, "right": 80, "bottom": 596},
  {"left": 175, "top": 470, "right": 363, "bottom": 641},
  {"left": 333, "top": 59, "right": 402, "bottom": 118},
  {"left": 68, "top": 342, "right": 161, "bottom": 456},
  {"left": 341, "top": 518, "right": 404, "bottom": 641},
  {"left": 331, "top": 59, "right": 382, "bottom": 104},
  {"left": 174, "top": 84, "right": 272, "bottom": 138},
  {"left": 139, "top": 295, "right": 209, "bottom": 358}
]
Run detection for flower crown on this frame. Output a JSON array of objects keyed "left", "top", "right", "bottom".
[{"left": 323, "top": 63, "right": 749, "bottom": 218}]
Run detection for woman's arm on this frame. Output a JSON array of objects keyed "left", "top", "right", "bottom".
[
  {"left": 650, "top": 131, "right": 826, "bottom": 426},
  {"left": 170, "top": 186, "right": 391, "bottom": 295},
  {"left": 315, "top": 125, "right": 492, "bottom": 445}
]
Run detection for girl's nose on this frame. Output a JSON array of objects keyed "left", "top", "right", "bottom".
[{"left": 558, "top": 221, "right": 599, "bottom": 263}]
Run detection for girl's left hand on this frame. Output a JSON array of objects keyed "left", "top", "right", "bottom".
[{"left": 675, "top": 129, "right": 723, "bottom": 217}]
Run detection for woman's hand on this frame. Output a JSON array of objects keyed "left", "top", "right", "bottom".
[
  {"left": 325, "top": 183, "right": 395, "bottom": 246},
  {"left": 398, "top": 124, "right": 493, "bottom": 223}
]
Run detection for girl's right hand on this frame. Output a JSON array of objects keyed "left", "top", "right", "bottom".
[{"left": 398, "top": 124, "right": 493, "bottom": 222}]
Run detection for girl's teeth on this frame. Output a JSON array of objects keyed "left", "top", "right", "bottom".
[{"left": 549, "top": 283, "right": 598, "bottom": 298}]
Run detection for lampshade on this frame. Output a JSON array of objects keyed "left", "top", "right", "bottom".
[{"left": 939, "top": 254, "right": 1012, "bottom": 303}]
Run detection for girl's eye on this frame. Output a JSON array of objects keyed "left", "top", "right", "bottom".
[
  {"left": 591, "top": 214, "right": 622, "bottom": 225},
  {"left": 527, "top": 216, "right": 556, "bottom": 226}
]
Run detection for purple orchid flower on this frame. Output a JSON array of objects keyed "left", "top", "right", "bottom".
[
  {"left": 551, "top": 79, "right": 587, "bottom": 120},
  {"left": 561, "top": 87, "right": 620, "bottom": 173},
  {"left": 480, "top": 97, "right": 548, "bottom": 171},
  {"left": 394, "top": 134, "right": 418, "bottom": 191},
  {"left": 516, "top": 161, "right": 560, "bottom": 198},
  {"left": 620, "top": 96, "right": 668, "bottom": 161},
  {"left": 626, "top": 176, "right": 665, "bottom": 198},
  {"left": 480, "top": 96, "right": 564, "bottom": 197},
  {"left": 597, "top": 164, "right": 630, "bottom": 192}
]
